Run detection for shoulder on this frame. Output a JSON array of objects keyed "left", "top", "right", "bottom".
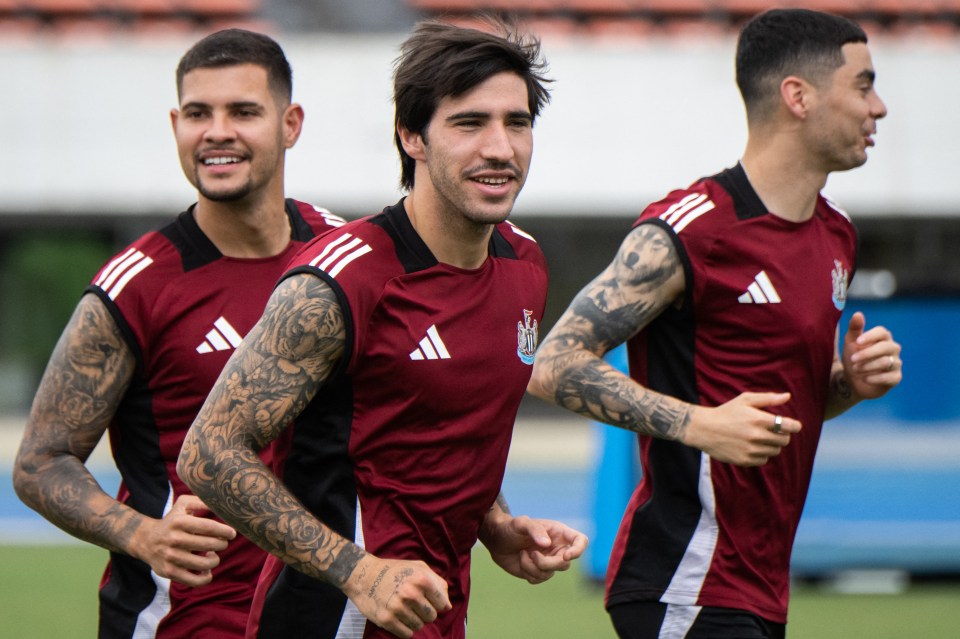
[
  {"left": 89, "top": 227, "right": 180, "bottom": 303},
  {"left": 285, "top": 214, "right": 394, "bottom": 284},
  {"left": 493, "top": 220, "right": 546, "bottom": 271},
  {"left": 819, "top": 194, "right": 856, "bottom": 229},
  {"left": 636, "top": 167, "right": 754, "bottom": 241},
  {"left": 286, "top": 199, "right": 348, "bottom": 237}
]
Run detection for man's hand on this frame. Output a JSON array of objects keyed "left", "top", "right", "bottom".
[
  {"left": 342, "top": 554, "right": 451, "bottom": 639},
  {"left": 842, "top": 311, "right": 902, "bottom": 400},
  {"left": 483, "top": 515, "right": 588, "bottom": 584},
  {"left": 682, "top": 392, "right": 802, "bottom": 467},
  {"left": 128, "top": 494, "right": 236, "bottom": 587}
]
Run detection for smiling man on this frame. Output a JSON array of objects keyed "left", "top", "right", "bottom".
[
  {"left": 177, "top": 18, "right": 587, "bottom": 639},
  {"left": 528, "top": 8, "right": 900, "bottom": 639},
  {"left": 13, "top": 29, "right": 345, "bottom": 638}
]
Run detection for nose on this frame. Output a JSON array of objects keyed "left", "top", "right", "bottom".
[
  {"left": 204, "top": 111, "right": 236, "bottom": 142},
  {"left": 871, "top": 91, "right": 888, "bottom": 120},
  {"left": 480, "top": 123, "right": 515, "bottom": 163}
]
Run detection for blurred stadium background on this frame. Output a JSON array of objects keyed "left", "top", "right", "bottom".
[{"left": 2, "top": 0, "right": 959, "bottom": 615}]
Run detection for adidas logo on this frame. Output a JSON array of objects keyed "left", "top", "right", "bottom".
[
  {"left": 409, "top": 325, "right": 451, "bottom": 361},
  {"left": 196, "top": 317, "right": 243, "bottom": 354},
  {"left": 738, "top": 271, "right": 781, "bottom": 304}
]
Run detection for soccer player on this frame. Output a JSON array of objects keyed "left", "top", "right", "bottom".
[
  {"left": 528, "top": 9, "right": 901, "bottom": 639},
  {"left": 177, "top": 17, "right": 588, "bottom": 639},
  {"left": 12, "top": 29, "right": 345, "bottom": 638}
]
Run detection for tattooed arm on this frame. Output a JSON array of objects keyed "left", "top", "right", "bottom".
[
  {"left": 528, "top": 223, "right": 801, "bottom": 466},
  {"left": 478, "top": 492, "right": 588, "bottom": 585},
  {"left": 12, "top": 294, "right": 235, "bottom": 587},
  {"left": 178, "top": 273, "right": 450, "bottom": 639}
]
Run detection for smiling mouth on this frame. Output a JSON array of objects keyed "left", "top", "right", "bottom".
[
  {"left": 473, "top": 176, "right": 510, "bottom": 186},
  {"left": 202, "top": 156, "right": 243, "bottom": 166}
]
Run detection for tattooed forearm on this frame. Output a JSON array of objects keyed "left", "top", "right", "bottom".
[
  {"left": 13, "top": 294, "right": 141, "bottom": 553},
  {"left": 552, "top": 356, "right": 692, "bottom": 440},
  {"left": 179, "top": 274, "right": 364, "bottom": 586},
  {"left": 531, "top": 223, "right": 690, "bottom": 440}
]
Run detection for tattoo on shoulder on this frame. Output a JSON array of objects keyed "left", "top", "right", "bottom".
[{"left": 537, "top": 224, "right": 689, "bottom": 440}]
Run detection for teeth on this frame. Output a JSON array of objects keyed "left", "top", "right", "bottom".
[
  {"left": 476, "top": 177, "right": 508, "bottom": 186},
  {"left": 203, "top": 157, "right": 241, "bottom": 166}
]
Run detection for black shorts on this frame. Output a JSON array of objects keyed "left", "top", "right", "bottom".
[{"left": 608, "top": 601, "right": 786, "bottom": 639}]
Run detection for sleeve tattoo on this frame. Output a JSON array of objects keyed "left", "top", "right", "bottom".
[
  {"left": 13, "top": 294, "right": 141, "bottom": 552},
  {"left": 178, "top": 274, "right": 364, "bottom": 586},
  {"left": 538, "top": 224, "right": 692, "bottom": 440}
]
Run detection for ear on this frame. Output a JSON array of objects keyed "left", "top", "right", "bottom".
[
  {"left": 780, "top": 76, "right": 811, "bottom": 119},
  {"left": 170, "top": 108, "right": 180, "bottom": 133},
  {"left": 283, "top": 103, "right": 305, "bottom": 149},
  {"left": 397, "top": 123, "right": 427, "bottom": 161}
]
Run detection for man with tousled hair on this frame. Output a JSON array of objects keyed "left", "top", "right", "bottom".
[
  {"left": 13, "top": 29, "right": 345, "bottom": 638},
  {"left": 529, "top": 9, "right": 900, "bottom": 638},
  {"left": 178, "top": 17, "right": 587, "bottom": 639}
]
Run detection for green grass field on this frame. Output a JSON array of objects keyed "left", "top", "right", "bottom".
[{"left": 2, "top": 544, "right": 959, "bottom": 638}]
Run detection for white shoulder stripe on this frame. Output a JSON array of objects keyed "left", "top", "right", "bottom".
[
  {"left": 312, "top": 205, "right": 347, "bottom": 227},
  {"left": 506, "top": 221, "right": 536, "bottom": 242},
  {"left": 327, "top": 244, "right": 372, "bottom": 277},
  {"left": 95, "top": 248, "right": 154, "bottom": 300},
  {"left": 95, "top": 247, "right": 140, "bottom": 288},
  {"left": 106, "top": 256, "right": 153, "bottom": 300},
  {"left": 308, "top": 232, "right": 372, "bottom": 278},
  {"left": 661, "top": 193, "right": 706, "bottom": 226},
  {"left": 671, "top": 199, "right": 716, "bottom": 234},
  {"left": 309, "top": 232, "right": 355, "bottom": 266}
]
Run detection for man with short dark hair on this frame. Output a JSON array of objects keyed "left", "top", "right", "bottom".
[
  {"left": 529, "top": 9, "right": 901, "bottom": 638},
  {"left": 13, "top": 28, "right": 345, "bottom": 638}
]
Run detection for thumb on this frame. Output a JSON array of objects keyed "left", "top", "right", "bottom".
[
  {"left": 173, "top": 494, "right": 210, "bottom": 516},
  {"left": 513, "top": 516, "right": 551, "bottom": 548},
  {"left": 846, "top": 311, "right": 866, "bottom": 343},
  {"left": 742, "top": 391, "right": 791, "bottom": 409}
]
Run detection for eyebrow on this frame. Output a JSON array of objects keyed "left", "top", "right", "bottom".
[
  {"left": 446, "top": 109, "right": 533, "bottom": 123},
  {"left": 180, "top": 100, "right": 265, "bottom": 111},
  {"left": 856, "top": 69, "right": 876, "bottom": 84}
]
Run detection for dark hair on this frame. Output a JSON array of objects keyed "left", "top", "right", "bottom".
[
  {"left": 392, "top": 16, "right": 552, "bottom": 190},
  {"left": 736, "top": 9, "right": 867, "bottom": 120},
  {"left": 176, "top": 28, "right": 293, "bottom": 104}
]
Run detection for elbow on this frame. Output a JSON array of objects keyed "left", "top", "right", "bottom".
[
  {"left": 527, "top": 358, "right": 552, "bottom": 401},
  {"left": 175, "top": 436, "right": 200, "bottom": 494},
  {"left": 11, "top": 464, "right": 28, "bottom": 504}
]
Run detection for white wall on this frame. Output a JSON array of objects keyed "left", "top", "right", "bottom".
[{"left": 1, "top": 31, "right": 955, "bottom": 218}]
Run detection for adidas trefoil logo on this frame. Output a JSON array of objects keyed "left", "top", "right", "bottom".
[
  {"left": 409, "top": 324, "right": 451, "bottom": 361},
  {"left": 737, "top": 271, "right": 781, "bottom": 304},
  {"left": 196, "top": 317, "right": 243, "bottom": 354}
]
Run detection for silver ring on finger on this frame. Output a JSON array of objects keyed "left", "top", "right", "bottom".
[
  {"left": 886, "top": 355, "right": 895, "bottom": 371},
  {"left": 772, "top": 414, "right": 783, "bottom": 434}
]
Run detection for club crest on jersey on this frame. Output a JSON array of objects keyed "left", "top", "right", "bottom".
[
  {"left": 517, "top": 309, "right": 539, "bottom": 365},
  {"left": 831, "top": 259, "right": 849, "bottom": 310}
]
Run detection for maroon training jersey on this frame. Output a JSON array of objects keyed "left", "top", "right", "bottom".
[
  {"left": 87, "top": 200, "right": 344, "bottom": 639},
  {"left": 246, "top": 201, "right": 548, "bottom": 639},
  {"left": 607, "top": 164, "right": 858, "bottom": 624}
]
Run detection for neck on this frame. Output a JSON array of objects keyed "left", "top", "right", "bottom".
[
  {"left": 403, "top": 187, "right": 494, "bottom": 270},
  {"left": 741, "top": 133, "right": 828, "bottom": 223},
  {"left": 193, "top": 190, "right": 291, "bottom": 258}
]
